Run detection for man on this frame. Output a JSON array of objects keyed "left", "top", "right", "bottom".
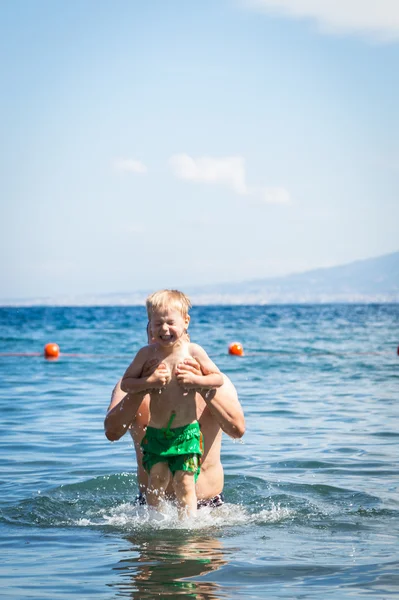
[{"left": 105, "top": 357, "right": 245, "bottom": 508}]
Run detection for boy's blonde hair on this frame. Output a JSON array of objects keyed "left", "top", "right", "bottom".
[{"left": 146, "top": 289, "right": 192, "bottom": 319}]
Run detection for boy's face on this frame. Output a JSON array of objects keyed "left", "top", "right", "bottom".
[{"left": 149, "top": 307, "right": 190, "bottom": 348}]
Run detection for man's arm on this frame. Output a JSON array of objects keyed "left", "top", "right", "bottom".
[
  {"left": 200, "top": 374, "right": 245, "bottom": 439},
  {"left": 104, "top": 379, "right": 146, "bottom": 442},
  {"left": 178, "top": 358, "right": 245, "bottom": 439}
]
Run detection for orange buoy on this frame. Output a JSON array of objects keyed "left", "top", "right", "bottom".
[
  {"left": 44, "top": 343, "right": 60, "bottom": 359},
  {"left": 228, "top": 342, "right": 244, "bottom": 356}
]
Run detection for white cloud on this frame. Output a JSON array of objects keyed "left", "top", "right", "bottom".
[
  {"left": 169, "top": 153, "right": 292, "bottom": 205},
  {"left": 169, "top": 154, "right": 247, "bottom": 194},
  {"left": 113, "top": 158, "right": 148, "bottom": 174},
  {"left": 243, "top": 0, "right": 399, "bottom": 41}
]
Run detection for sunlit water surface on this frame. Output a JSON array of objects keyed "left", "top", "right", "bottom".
[{"left": 0, "top": 305, "right": 398, "bottom": 599}]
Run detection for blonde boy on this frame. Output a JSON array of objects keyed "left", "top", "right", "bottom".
[{"left": 120, "top": 290, "right": 223, "bottom": 517}]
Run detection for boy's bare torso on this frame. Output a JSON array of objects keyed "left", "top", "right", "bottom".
[{"left": 143, "top": 340, "right": 198, "bottom": 429}]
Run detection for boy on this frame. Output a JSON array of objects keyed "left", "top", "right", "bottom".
[{"left": 120, "top": 290, "right": 224, "bottom": 517}]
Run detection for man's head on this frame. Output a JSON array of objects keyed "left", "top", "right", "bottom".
[{"left": 146, "top": 290, "right": 191, "bottom": 347}]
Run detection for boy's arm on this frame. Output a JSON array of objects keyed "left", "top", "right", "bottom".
[
  {"left": 120, "top": 347, "right": 170, "bottom": 394},
  {"left": 175, "top": 343, "right": 224, "bottom": 389},
  {"left": 104, "top": 379, "right": 147, "bottom": 442}
]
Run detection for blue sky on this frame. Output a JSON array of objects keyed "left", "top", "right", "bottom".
[{"left": 1, "top": 0, "right": 398, "bottom": 300}]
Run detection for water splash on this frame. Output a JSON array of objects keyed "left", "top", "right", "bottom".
[{"left": 74, "top": 500, "right": 293, "bottom": 531}]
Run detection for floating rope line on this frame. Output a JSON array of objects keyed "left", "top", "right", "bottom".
[{"left": 0, "top": 343, "right": 397, "bottom": 360}]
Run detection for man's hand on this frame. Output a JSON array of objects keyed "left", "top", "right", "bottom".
[
  {"left": 145, "top": 362, "right": 171, "bottom": 389},
  {"left": 175, "top": 358, "right": 202, "bottom": 389}
]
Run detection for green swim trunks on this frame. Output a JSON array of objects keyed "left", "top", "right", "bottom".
[{"left": 141, "top": 420, "right": 203, "bottom": 482}]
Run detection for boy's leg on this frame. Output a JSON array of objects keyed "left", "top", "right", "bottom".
[
  {"left": 173, "top": 470, "right": 197, "bottom": 518},
  {"left": 146, "top": 462, "right": 170, "bottom": 509}
]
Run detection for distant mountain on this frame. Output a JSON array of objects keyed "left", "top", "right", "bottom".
[
  {"left": 185, "top": 251, "right": 399, "bottom": 304},
  {"left": 2, "top": 252, "right": 399, "bottom": 306}
]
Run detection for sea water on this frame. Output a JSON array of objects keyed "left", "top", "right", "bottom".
[{"left": 0, "top": 304, "right": 398, "bottom": 599}]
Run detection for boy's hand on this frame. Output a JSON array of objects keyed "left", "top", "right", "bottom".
[
  {"left": 145, "top": 362, "right": 171, "bottom": 389},
  {"left": 175, "top": 358, "right": 202, "bottom": 388}
]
